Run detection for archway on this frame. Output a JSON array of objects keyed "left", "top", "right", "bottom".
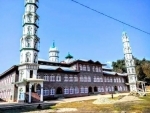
[
  {"left": 94, "top": 86, "right": 98, "bottom": 92},
  {"left": 114, "top": 86, "right": 118, "bottom": 91},
  {"left": 56, "top": 87, "right": 63, "bottom": 94},
  {"left": 88, "top": 86, "right": 92, "bottom": 93}
]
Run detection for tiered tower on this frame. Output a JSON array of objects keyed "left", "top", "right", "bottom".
[
  {"left": 122, "top": 32, "right": 137, "bottom": 92},
  {"left": 49, "top": 41, "right": 59, "bottom": 62},
  {"left": 17, "top": 0, "right": 43, "bottom": 103}
]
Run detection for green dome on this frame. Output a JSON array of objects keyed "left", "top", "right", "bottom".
[{"left": 65, "top": 52, "right": 73, "bottom": 59}]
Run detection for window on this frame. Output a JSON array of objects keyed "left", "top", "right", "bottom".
[
  {"left": 99, "top": 77, "right": 103, "bottom": 82},
  {"left": 64, "top": 87, "right": 69, "bottom": 94},
  {"left": 25, "top": 52, "right": 31, "bottom": 62},
  {"left": 80, "top": 64, "right": 82, "bottom": 71},
  {"left": 56, "top": 74, "right": 61, "bottom": 82},
  {"left": 75, "top": 87, "right": 79, "bottom": 94},
  {"left": 50, "top": 88, "right": 55, "bottom": 95},
  {"left": 105, "top": 86, "right": 108, "bottom": 92},
  {"left": 92, "top": 66, "right": 95, "bottom": 72},
  {"left": 80, "top": 86, "right": 84, "bottom": 93},
  {"left": 74, "top": 75, "right": 78, "bottom": 82},
  {"left": 84, "top": 75, "right": 87, "bottom": 82},
  {"left": 84, "top": 87, "right": 88, "bottom": 93},
  {"left": 104, "top": 77, "right": 107, "bottom": 82},
  {"left": 95, "top": 66, "right": 98, "bottom": 72},
  {"left": 50, "top": 74, "right": 55, "bottom": 82},
  {"left": 108, "top": 86, "right": 111, "bottom": 92},
  {"left": 122, "top": 78, "right": 124, "bottom": 83},
  {"left": 99, "top": 67, "right": 102, "bottom": 72},
  {"left": 37, "top": 74, "right": 40, "bottom": 79},
  {"left": 114, "top": 78, "right": 116, "bottom": 83},
  {"left": 70, "top": 87, "right": 74, "bottom": 94},
  {"left": 83, "top": 65, "right": 86, "bottom": 71},
  {"left": 87, "top": 65, "right": 90, "bottom": 71},
  {"left": 64, "top": 74, "right": 68, "bottom": 82},
  {"left": 87, "top": 76, "right": 91, "bottom": 82},
  {"left": 94, "top": 76, "right": 96, "bottom": 82},
  {"left": 98, "top": 86, "right": 101, "bottom": 92},
  {"left": 111, "top": 86, "right": 114, "bottom": 91},
  {"left": 110, "top": 77, "right": 112, "bottom": 82},
  {"left": 97, "top": 77, "right": 100, "bottom": 82},
  {"left": 80, "top": 75, "right": 83, "bottom": 82},
  {"left": 107, "top": 77, "right": 110, "bottom": 82},
  {"left": 69, "top": 75, "right": 73, "bottom": 82},
  {"left": 30, "top": 70, "right": 33, "bottom": 78}
]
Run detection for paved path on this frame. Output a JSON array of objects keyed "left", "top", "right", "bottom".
[{"left": 0, "top": 93, "right": 129, "bottom": 109}]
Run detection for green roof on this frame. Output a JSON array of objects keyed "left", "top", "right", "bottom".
[{"left": 65, "top": 52, "right": 73, "bottom": 59}]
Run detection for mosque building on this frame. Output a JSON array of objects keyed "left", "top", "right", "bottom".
[{"left": 0, "top": 0, "right": 134, "bottom": 103}]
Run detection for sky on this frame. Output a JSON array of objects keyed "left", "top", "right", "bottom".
[{"left": 0, "top": 0, "right": 150, "bottom": 74}]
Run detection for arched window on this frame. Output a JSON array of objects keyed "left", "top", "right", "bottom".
[
  {"left": 84, "top": 75, "right": 87, "bottom": 82},
  {"left": 92, "top": 66, "right": 95, "bottom": 72},
  {"left": 94, "top": 76, "right": 96, "bottom": 82},
  {"left": 69, "top": 75, "right": 73, "bottom": 82},
  {"left": 80, "top": 75, "right": 83, "bottom": 82},
  {"left": 26, "top": 37, "right": 31, "bottom": 47},
  {"left": 27, "top": 14, "right": 32, "bottom": 22},
  {"left": 50, "top": 88, "right": 55, "bottom": 95},
  {"left": 87, "top": 76, "right": 91, "bottom": 82},
  {"left": 87, "top": 65, "right": 90, "bottom": 71},
  {"left": 74, "top": 75, "right": 78, "bottom": 82},
  {"left": 34, "top": 53, "right": 37, "bottom": 63},
  {"left": 64, "top": 87, "right": 69, "bottom": 94},
  {"left": 25, "top": 52, "right": 31, "bottom": 62},
  {"left": 75, "top": 87, "right": 79, "bottom": 94},
  {"left": 80, "top": 64, "right": 82, "bottom": 71},
  {"left": 64, "top": 74, "right": 68, "bottom": 82},
  {"left": 84, "top": 86, "right": 88, "bottom": 93},
  {"left": 80, "top": 86, "right": 84, "bottom": 93},
  {"left": 83, "top": 65, "right": 86, "bottom": 71},
  {"left": 50, "top": 74, "right": 55, "bottom": 82},
  {"left": 70, "top": 87, "right": 74, "bottom": 94},
  {"left": 27, "top": 26, "right": 32, "bottom": 35},
  {"left": 56, "top": 74, "right": 61, "bottom": 82}
]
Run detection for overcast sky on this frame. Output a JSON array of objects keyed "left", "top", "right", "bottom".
[{"left": 0, "top": 0, "right": 150, "bottom": 74}]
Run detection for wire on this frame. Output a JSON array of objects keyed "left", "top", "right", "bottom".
[{"left": 71, "top": 0, "right": 150, "bottom": 35}]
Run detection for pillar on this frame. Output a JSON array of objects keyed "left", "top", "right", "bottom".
[
  {"left": 29, "top": 83, "right": 32, "bottom": 103},
  {"left": 40, "top": 82, "right": 43, "bottom": 102},
  {"left": 34, "top": 84, "right": 37, "bottom": 92}
]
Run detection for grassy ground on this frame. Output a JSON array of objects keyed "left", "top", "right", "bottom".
[{"left": 1, "top": 94, "right": 150, "bottom": 113}]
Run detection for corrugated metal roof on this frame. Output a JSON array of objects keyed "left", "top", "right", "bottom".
[{"left": 39, "top": 65, "right": 77, "bottom": 72}]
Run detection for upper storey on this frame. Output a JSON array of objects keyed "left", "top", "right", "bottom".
[{"left": 25, "top": 0, "right": 39, "bottom": 8}]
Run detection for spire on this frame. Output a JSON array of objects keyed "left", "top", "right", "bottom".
[{"left": 52, "top": 40, "right": 55, "bottom": 48}]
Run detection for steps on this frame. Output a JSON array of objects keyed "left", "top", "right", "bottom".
[{"left": 26, "top": 92, "right": 40, "bottom": 103}]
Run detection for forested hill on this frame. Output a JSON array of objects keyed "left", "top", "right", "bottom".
[{"left": 112, "top": 58, "right": 150, "bottom": 85}]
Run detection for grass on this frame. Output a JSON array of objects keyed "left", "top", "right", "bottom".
[{"left": 2, "top": 94, "right": 150, "bottom": 113}]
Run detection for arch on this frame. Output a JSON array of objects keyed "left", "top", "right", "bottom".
[
  {"left": 34, "top": 53, "right": 37, "bottom": 63},
  {"left": 25, "top": 52, "right": 31, "bottom": 62},
  {"left": 56, "top": 87, "right": 63, "bottom": 94},
  {"left": 94, "top": 86, "right": 98, "bottom": 92},
  {"left": 114, "top": 86, "right": 118, "bottom": 91}
]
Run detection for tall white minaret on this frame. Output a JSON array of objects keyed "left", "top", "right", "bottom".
[
  {"left": 49, "top": 41, "right": 59, "bottom": 62},
  {"left": 18, "top": 0, "right": 41, "bottom": 102},
  {"left": 122, "top": 31, "right": 137, "bottom": 92}
]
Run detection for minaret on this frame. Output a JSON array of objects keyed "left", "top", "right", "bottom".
[
  {"left": 17, "top": 0, "right": 43, "bottom": 103},
  {"left": 49, "top": 41, "right": 59, "bottom": 62},
  {"left": 122, "top": 31, "right": 137, "bottom": 92}
]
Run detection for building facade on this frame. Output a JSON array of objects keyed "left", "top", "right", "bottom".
[{"left": 0, "top": 0, "right": 129, "bottom": 103}]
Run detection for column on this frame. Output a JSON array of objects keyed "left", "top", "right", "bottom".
[
  {"left": 34, "top": 84, "right": 37, "bottom": 92},
  {"left": 29, "top": 83, "right": 32, "bottom": 103},
  {"left": 141, "top": 83, "right": 144, "bottom": 92},
  {"left": 40, "top": 82, "right": 43, "bottom": 102}
]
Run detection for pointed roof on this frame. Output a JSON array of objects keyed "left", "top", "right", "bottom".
[{"left": 65, "top": 52, "right": 73, "bottom": 59}]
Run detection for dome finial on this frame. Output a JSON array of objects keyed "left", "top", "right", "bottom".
[{"left": 52, "top": 40, "right": 55, "bottom": 48}]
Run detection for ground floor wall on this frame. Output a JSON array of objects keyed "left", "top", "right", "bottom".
[{"left": 36, "top": 82, "right": 129, "bottom": 100}]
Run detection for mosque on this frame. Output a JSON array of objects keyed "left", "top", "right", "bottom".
[{"left": 0, "top": 0, "right": 139, "bottom": 103}]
